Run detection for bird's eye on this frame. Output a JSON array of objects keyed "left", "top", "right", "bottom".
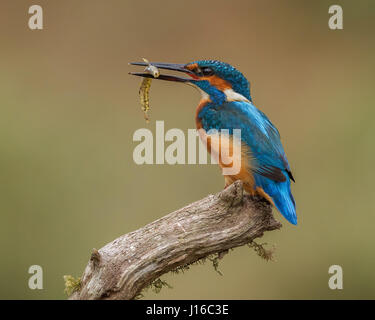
[{"left": 201, "top": 67, "right": 214, "bottom": 76}]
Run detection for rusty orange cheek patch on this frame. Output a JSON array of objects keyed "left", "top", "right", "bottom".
[{"left": 202, "top": 75, "right": 232, "bottom": 91}]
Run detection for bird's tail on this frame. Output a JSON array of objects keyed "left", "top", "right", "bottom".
[{"left": 255, "top": 174, "right": 297, "bottom": 225}]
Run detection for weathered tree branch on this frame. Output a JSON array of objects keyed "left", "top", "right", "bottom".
[{"left": 69, "top": 181, "right": 282, "bottom": 300}]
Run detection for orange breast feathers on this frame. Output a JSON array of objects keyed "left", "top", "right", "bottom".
[
  {"left": 195, "top": 110, "right": 274, "bottom": 204},
  {"left": 195, "top": 99, "right": 209, "bottom": 129},
  {"left": 196, "top": 126, "right": 256, "bottom": 194}
]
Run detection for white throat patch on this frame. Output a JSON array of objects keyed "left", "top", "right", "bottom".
[
  {"left": 188, "top": 83, "right": 249, "bottom": 103},
  {"left": 223, "top": 89, "right": 250, "bottom": 102}
]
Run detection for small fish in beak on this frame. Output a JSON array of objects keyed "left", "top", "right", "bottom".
[{"left": 139, "top": 58, "right": 160, "bottom": 123}]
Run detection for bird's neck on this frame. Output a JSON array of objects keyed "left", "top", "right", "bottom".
[
  {"left": 193, "top": 84, "right": 252, "bottom": 129},
  {"left": 195, "top": 98, "right": 210, "bottom": 129},
  {"left": 199, "top": 84, "right": 226, "bottom": 105},
  {"left": 192, "top": 81, "right": 251, "bottom": 104}
]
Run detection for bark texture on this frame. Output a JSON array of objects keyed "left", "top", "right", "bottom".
[{"left": 69, "top": 181, "right": 281, "bottom": 300}]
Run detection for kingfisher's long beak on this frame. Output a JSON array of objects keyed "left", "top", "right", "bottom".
[{"left": 129, "top": 61, "right": 194, "bottom": 82}]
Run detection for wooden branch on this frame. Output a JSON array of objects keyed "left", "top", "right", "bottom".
[{"left": 69, "top": 180, "right": 282, "bottom": 300}]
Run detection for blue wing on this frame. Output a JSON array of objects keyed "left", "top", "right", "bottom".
[
  {"left": 198, "top": 100, "right": 297, "bottom": 225},
  {"left": 198, "top": 100, "right": 291, "bottom": 178}
]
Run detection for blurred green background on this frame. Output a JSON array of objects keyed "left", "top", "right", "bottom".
[{"left": 0, "top": 0, "right": 374, "bottom": 299}]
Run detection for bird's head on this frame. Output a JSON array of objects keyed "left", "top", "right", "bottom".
[{"left": 130, "top": 60, "right": 251, "bottom": 104}]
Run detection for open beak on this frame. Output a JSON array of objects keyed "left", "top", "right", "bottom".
[{"left": 129, "top": 61, "right": 194, "bottom": 82}]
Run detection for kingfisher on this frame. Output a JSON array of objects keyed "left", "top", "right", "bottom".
[{"left": 130, "top": 60, "right": 297, "bottom": 225}]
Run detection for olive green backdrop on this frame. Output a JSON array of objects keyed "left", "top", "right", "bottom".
[{"left": 1, "top": 0, "right": 374, "bottom": 299}]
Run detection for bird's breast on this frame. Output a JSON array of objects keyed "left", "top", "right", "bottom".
[{"left": 195, "top": 105, "right": 255, "bottom": 192}]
